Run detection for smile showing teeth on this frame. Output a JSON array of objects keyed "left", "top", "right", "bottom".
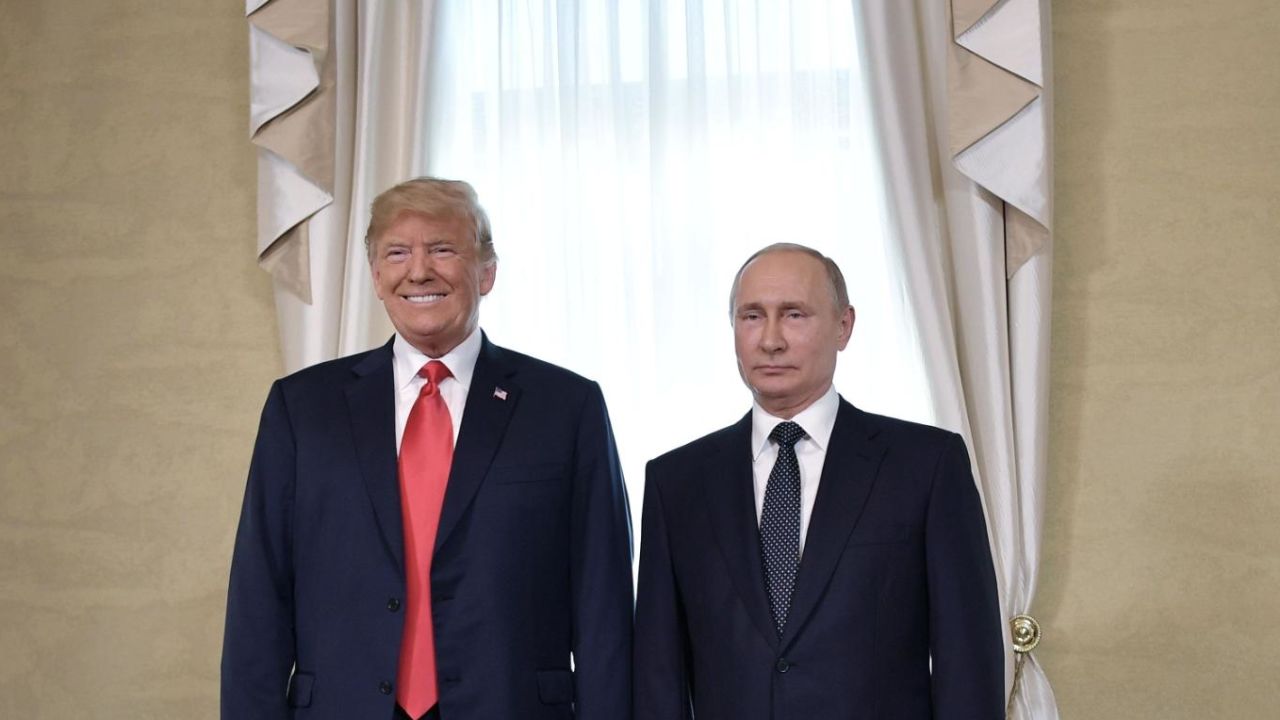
[{"left": 404, "top": 294, "right": 445, "bottom": 304}]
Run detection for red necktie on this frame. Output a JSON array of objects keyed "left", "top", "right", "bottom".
[{"left": 396, "top": 360, "right": 454, "bottom": 718}]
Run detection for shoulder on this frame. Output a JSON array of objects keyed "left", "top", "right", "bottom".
[
  {"left": 646, "top": 421, "right": 741, "bottom": 477},
  {"left": 844, "top": 404, "right": 971, "bottom": 485},
  {"left": 852, "top": 406, "right": 962, "bottom": 450},
  {"left": 274, "top": 345, "right": 388, "bottom": 392},
  {"left": 258, "top": 345, "right": 392, "bottom": 420},
  {"left": 493, "top": 344, "right": 597, "bottom": 392}
]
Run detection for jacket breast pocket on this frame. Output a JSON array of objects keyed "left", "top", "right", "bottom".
[
  {"left": 287, "top": 671, "right": 314, "bottom": 708},
  {"left": 845, "top": 522, "right": 915, "bottom": 547},
  {"left": 536, "top": 668, "right": 575, "bottom": 705},
  {"left": 487, "top": 462, "right": 566, "bottom": 486}
]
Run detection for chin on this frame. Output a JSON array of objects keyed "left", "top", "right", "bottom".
[
  {"left": 393, "top": 321, "right": 438, "bottom": 340},
  {"left": 750, "top": 379, "right": 797, "bottom": 400}
]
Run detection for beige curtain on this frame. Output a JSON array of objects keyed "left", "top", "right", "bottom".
[
  {"left": 248, "top": 0, "right": 334, "bottom": 306},
  {"left": 949, "top": 0, "right": 1051, "bottom": 276},
  {"left": 854, "top": 1, "right": 1057, "bottom": 717},
  {"left": 248, "top": 6, "right": 1058, "bottom": 717},
  {"left": 248, "top": 0, "right": 436, "bottom": 372}
]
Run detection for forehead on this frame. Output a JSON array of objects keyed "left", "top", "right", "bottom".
[
  {"left": 736, "top": 251, "right": 831, "bottom": 306},
  {"left": 377, "top": 211, "right": 472, "bottom": 244}
]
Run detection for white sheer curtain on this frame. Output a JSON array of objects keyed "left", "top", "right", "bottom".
[
  {"left": 854, "top": 1, "right": 1058, "bottom": 718},
  {"left": 250, "top": 2, "right": 1057, "bottom": 715},
  {"left": 250, "top": 0, "right": 930, "bottom": 535},
  {"left": 418, "top": 0, "right": 933, "bottom": 514}
]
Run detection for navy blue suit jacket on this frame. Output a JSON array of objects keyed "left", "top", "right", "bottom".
[
  {"left": 222, "top": 336, "right": 633, "bottom": 719},
  {"left": 634, "top": 400, "right": 1002, "bottom": 719}
]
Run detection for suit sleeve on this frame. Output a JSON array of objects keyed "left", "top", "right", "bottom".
[
  {"left": 633, "top": 461, "right": 694, "bottom": 720},
  {"left": 569, "top": 382, "right": 634, "bottom": 719},
  {"left": 221, "top": 381, "right": 297, "bottom": 720},
  {"left": 926, "top": 433, "right": 1005, "bottom": 719}
]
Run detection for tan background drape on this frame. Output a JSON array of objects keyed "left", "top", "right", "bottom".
[
  {"left": 0, "top": 1, "right": 1276, "bottom": 718},
  {"left": 0, "top": 1, "right": 278, "bottom": 716},
  {"left": 1040, "top": 1, "right": 1280, "bottom": 717}
]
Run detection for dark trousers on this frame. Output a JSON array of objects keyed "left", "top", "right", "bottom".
[{"left": 393, "top": 705, "right": 440, "bottom": 720}]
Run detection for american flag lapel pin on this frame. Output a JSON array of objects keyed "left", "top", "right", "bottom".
[{"left": 493, "top": 387, "right": 508, "bottom": 401}]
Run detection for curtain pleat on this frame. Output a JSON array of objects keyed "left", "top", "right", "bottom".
[
  {"left": 248, "top": 8, "right": 1059, "bottom": 718},
  {"left": 853, "top": 1, "right": 1058, "bottom": 717}
]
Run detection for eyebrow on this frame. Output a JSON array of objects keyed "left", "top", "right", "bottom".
[
  {"left": 735, "top": 300, "right": 812, "bottom": 313},
  {"left": 379, "top": 236, "right": 457, "bottom": 248}
]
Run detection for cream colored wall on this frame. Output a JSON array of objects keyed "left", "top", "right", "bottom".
[
  {"left": 1043, "top": 1, "right": 1280, "bottom": 717},
  {"left": 0, "top": 2, "right": 277, "bottom": 717},
  {"left": 3, "top": 1, "right": 1277, "bottom": 718}
]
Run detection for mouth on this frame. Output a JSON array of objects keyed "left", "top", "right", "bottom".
[
  {"left": 402, "top": 293, "right": 447, "bottom": 305},
  {"left": 755, "top": 365, "right": 794, "bottom": 374}
]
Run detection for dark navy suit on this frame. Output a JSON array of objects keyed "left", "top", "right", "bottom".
[
  {"left": 222, "top": 336, "right": 633, "bottom": 719},
  {"left": 634, "top": 399, "right": 1002, "bottom": 719}
]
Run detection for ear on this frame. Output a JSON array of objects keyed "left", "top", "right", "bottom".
[
  {"left": 479, "top": 260, "right": 497, "bottom": 296},
  {"left": 836, "top": 305, "right": 855, "bottom": 350}
]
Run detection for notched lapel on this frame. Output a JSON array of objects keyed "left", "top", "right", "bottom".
[
  {"left": 433, "top": 338, "right": 520, "bottom": 554},
  {"left": 344, "top": 342, "right": 404, "bottom": 574},
  {"left": 703, "top": 414, "right": 779, "bottom": 650},
  {"left": 780, "top": 401, "right": 886, "bottom": 650}
]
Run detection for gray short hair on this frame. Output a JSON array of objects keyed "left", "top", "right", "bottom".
[{"left": 728, "top": 242, "right": 850, "bottom": 319}]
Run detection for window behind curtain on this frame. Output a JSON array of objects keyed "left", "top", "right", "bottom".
[{"left": 422, "top": 0, "right": 932, "bottom": 513}]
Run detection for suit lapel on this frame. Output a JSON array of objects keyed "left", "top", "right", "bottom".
[
  {"left": 434, "top": 335, "right": 520, "bottom": 554},
  {"left": 344, "top": 340, "right": 405, "bottom": 573},
  {"left": 703, "top": 413, "right": 780, "bottom": 651},
  {"left": 779, "top": 400, "right": 886, "bottom": 650}
]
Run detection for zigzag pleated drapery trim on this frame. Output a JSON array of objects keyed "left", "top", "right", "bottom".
[
  {"left": 948, "top": 0, "right": 1051, "bottom": 277},
  {"left": 247, "top": 0, "right": 337, "bottom": 303}
]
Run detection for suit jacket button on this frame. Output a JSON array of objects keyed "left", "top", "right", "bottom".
[
  {"left": 387, "top": 597, "right": 401, "bottom": 612},
  {"left": 379, "top": 680, "right": 393, "bottom": 695},
  {"left": 775, "top": 658, "right": 790, "bottom": 673}
]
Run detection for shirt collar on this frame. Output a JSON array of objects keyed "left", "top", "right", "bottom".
[
  {"left": 392, "top": 326, "right": 483, "bottom": 392},
  {"left": 751, "top": 384, "right": 840, "bottom": 460}
]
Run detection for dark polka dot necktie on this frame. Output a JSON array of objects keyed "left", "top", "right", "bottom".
[{"left": 760, "top": 420, "right": 806, "bottom": 636}]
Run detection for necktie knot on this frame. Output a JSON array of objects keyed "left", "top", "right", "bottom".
[
  {"left": 418, "top": 360, "right": 452, "bottom": 392},
  {"left": 770, "top": 421, "right": 806, "bottom": 449}
]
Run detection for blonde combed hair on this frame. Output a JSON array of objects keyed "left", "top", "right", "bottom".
[{"left": 364, "top": 177, "right": 495, "bottom": 264}]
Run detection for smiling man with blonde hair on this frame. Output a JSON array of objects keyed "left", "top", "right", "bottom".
[{"left": 223, "top": 177, "right": 634, "bottom": 720}]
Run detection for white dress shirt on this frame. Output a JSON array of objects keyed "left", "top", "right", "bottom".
[
  {"left": 392, "top": 327, "right": 483, "bottom": 451},
  {"left": 750, "top": 384, "right": 840, "bottom": 556}
]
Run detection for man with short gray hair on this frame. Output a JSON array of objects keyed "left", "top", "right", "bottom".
[{"left": 634, "top": 243, "right": 1003, "bottom": 719}]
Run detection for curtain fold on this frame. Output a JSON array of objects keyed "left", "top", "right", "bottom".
[
  {"left": 950, "top": 0, "right": 1051, "bottom": 275},
  {"left": 335, "top": 0, "right": 437, "bottom": 358},
  {"left": 249, "top": 0, "right": 931, "bottom": 484},
  {"left": 247, "top": 0, "right": 335, "bottom": 307},
  {"left": 248, "top": 0, "right": 442, "bottom": 371},
  {"left": 421, "top": 0, "right": 933, "bottom": 508},
  {"left": 853, "top": 1, "right": 1057, "bottom": 718},
  {"left": 248, "top": 6, "right": 1058, "bottom": 717}
]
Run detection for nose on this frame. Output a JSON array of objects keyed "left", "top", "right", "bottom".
[
  {"left": 760, "top": 316, "right": 786, "bottom": 354},
  {"left": 406, "top": 248, "right": 434, "bottom": 282}
]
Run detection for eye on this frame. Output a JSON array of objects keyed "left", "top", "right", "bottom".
[
  {"left": 385, "top": 247, "right": 409, "bottom": 261},
  {"left": 785, "top": 309, "right": 806, "bottom": 320},
  {"left": 431, "top": 244, "right": 457, "bottom": 256}
]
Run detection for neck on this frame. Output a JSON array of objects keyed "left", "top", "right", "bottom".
[{"left": 756, "top": 384, "right": 830, "bottom": 420}]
